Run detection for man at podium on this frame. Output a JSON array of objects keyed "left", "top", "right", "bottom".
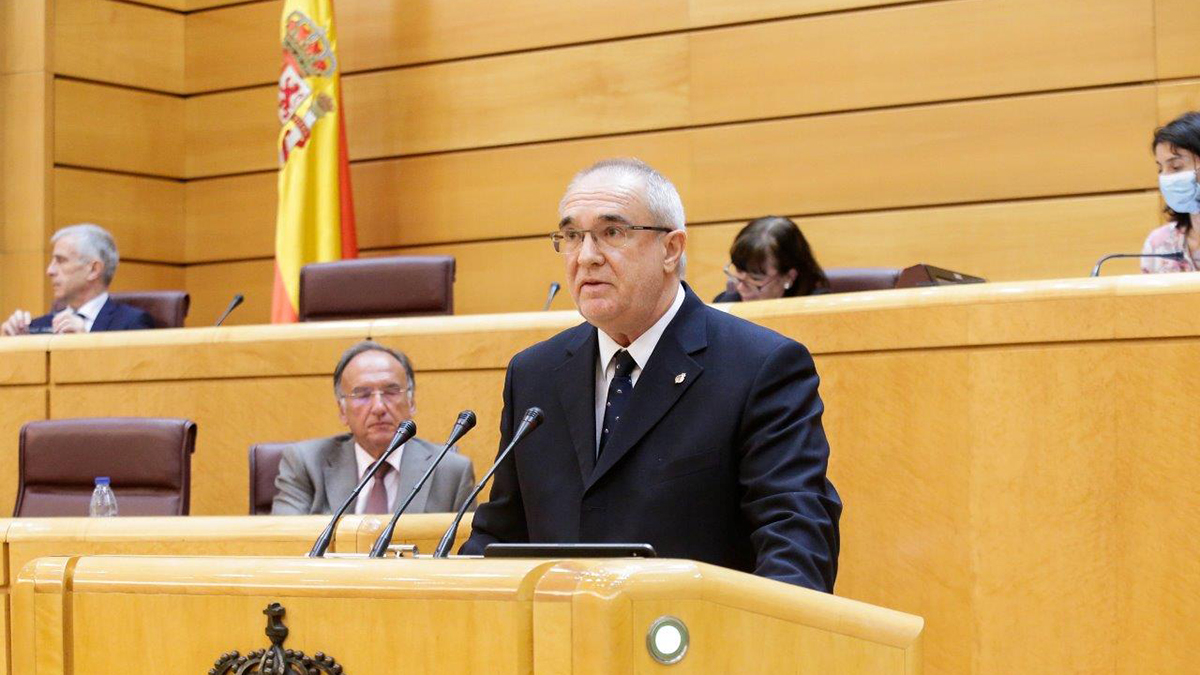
[{"left": 462, "top": 159, "right": 841, "bottom": 592}]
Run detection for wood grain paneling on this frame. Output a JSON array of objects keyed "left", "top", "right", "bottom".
[
  {"left": 689, "top": 0, "right": 1154, "bottom": 125},
  {"left": 1, "top": 1, "right": 48, "bottom": 75},
  {"left": 0, "top": 387, "right": 47, "bottom": 515},
  {"left": 1155, "top": 0, "right": 1200, "bottom": 80},
  {"left": 54, "top": 168, "right": 184, "bottom": 263},
  {"left": 54, "top": 79, "right": 184, "bottom": 178},
  {"left": 1157, "top": 79, "right": 1200, "bottom": 123},
  {"left": 184, "top": 258, "right": 273, "bottom": 326},
  {"left": 0, "top": 253, "right": 50, "bottom": 319},
  {"left": 184, "top": 171, "right": 275, "bottom": 263},
  {"left": 185, "top": 0, "right": 922, "bottom": 94},
  {"left": 110, "top": 261, "right": 185, "bottom": 293},
  {"left": 1, "top": 72, "right": 50, "bottom": 252},
  {"left": 689, "top": 85, "right": 1156, "bottom": 222},
  {"left": 54, "top": 0, "right": 184, "bottom": 93},
  {"left": 185, "top": 34, "right": 691, "bottom": 176},
  {"left": 185, "top": 84, "right": 1160, "bottom": 270}
]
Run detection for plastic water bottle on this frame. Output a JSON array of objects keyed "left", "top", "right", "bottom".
[{"left": 89, "top": 477, "right": 118, "bottom": 517}]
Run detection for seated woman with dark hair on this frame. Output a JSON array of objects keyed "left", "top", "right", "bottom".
[
  {"left": 1143, "top": 111, "right": 1200, "bottom": 273},
  {"left": 714, "top": 216, "right": 829, "bottom": 302}
]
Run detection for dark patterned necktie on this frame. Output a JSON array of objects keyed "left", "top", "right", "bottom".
[
  {"left": 363, "top": 460, "right": 393, "bottom": 514},
  {"left": 598, "top": 350, "right": 637, "bottom": 459}
]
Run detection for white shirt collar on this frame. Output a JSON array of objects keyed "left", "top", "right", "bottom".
[
  {"left": 354, "top": 440, "right": 404, "bottom": 480},
  {"left": 75, "top": 292, "right": 109, "bottom": 332},
  {"left": 597, "top": 283, "right": 686, "bottom": 376}
]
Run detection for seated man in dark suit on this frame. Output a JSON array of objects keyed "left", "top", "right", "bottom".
[
  {"left": 461, "top": 158, "right": 841, "bottom": 592},
  {"left": 1, "top": 223, "right": 154, "bottom": 335},
  {"left": 271, "top": 341, "right": 476, "bottom": 515}
]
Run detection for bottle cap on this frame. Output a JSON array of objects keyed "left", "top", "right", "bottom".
[{"left": 95, "top": 477, "right": 110, "bottom": 486}]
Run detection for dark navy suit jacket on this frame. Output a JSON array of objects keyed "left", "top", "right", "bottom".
[
  {"left": 462, "top": 284, "right": 841, "bottom": 592},
  {"left": 29, "top": 297, "right": 154, "bottom": 333}
]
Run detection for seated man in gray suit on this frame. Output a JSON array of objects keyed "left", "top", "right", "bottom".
[{"left": 271, "top": 341, "right": 476, "bottom": 515}]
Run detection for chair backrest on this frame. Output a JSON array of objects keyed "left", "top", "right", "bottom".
[
  {"left": 299, "top": 256, "right": 456, "bottom": 321},
  {"left": 109, "top": 291, "right": 190, "bottom": 328},
  {"left": 14, "top": 418, "right": 197, "bottom": 517},
  {"left": 248, "top": 442, "right": 289, "bottom": 515},
  {"left": 824, "top": 267, "right": 902, "bottom": 293}
]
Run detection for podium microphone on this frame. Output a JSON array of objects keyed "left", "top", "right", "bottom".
[
  {"left": 368, "top": 410, "right": 478, "bottom": 557},
  {"left": 432, "top": 407, "right": 544, "bottom": 558},
  {"left": 215, "top": 293, "right": 245, "bottom": 326},
  {"left": 1091, "top": 251, "right": 1186, "bottom": 277},
  {"left": 308, "top": 419, "right": 417, "bottom": 558},
  {"left": 542, "top": 282, "right": 561, "bottom": 311}
]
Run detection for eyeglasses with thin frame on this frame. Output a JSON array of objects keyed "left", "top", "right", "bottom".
[
  {"left": 723, "top": 263, "right": 780, "bottom": 293},
  {"left": 338, "top": 385, "right": 412, "bottom": 407},
  {"left": 550, "top": 224, "right": 674, "bottom": 254}
]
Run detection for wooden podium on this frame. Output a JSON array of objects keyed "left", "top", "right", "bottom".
[{"left": 12, "top": 554, "right": 922, "bottom": 674}]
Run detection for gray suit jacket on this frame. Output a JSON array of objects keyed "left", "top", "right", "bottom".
[{"left": 270, "top": 433, "right": 476, "bottom": 515}]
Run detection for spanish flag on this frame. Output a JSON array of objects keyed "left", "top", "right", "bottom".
[{"left": 271, "top": 0, "right": 357, "bottom": 323}]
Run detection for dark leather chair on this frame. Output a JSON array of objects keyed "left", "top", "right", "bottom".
[
  {"left": 824, "top": 267, "right": 902, "bottom": 293},
  {"left": 298, "top": 256, "right": 455, "bottom": 321},
  {"left": 109, "top": 291, "right": 190, "bottom": 328},
  {"left": 14, "top": 418, "right": 197, "bottom": 517},
  {"left": 248, "top": 442, "right": 289, "bottom": 515}
]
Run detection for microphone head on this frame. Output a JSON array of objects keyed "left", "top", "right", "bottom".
[
  {"left": 389, "top": 419, "right": 417, "bottom": 449},
  {"left": 549, "top": 282, "right": 561, "bottom": 292},
  {"left": 521, "top": 406, "right": 545, "bottom": 430},
  {"left": 232, "top": 293, "right": 245, "bottom": 305},
  {"left": 457, "top": 410, "right": 477, "bottom": 431}
]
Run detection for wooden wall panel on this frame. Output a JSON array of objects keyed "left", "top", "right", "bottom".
[
  {"left": 54, "top": 168, "right": 184, "bottom": 263},
  {"left": 184, "top": 172, "right": 275, "bottom": 263},
  {"left": 54, "top": 0, "right": 183, "bottom": 93},
  {"left": 1155, "top": 0, "right": 1200, "bottom": 79},
  {"left": 184, "top": 0, "right": 918, "bottom": 94},
  {"left": 1157, "top": 79, "right": 1200, "bottom": 123},
  {"left": 689, "top": 0, "right": 1154, "bottom": 125},
  {"left": 184, "top": 259, "right": 274, "bottom": 326},
  {"left": 185, "top": 34, "right": 692, "bottom": 177},
  {"left": 110, "top": 262, "right": 185, "bottom": 293},
  {"left": 0, "top": 387, "right": 48, "bottom": 515},
  {"left": 689, "top": 86, "right": 1156, "bottom": 222},
  {"left": 1, "top": 0, "right": 48, "bottom": 74},
  {"left": 184, "top": 85, "right": 1160, "bottom": 259},
  {"left": 54, "top": 79, "right": 184, "bottom": 178},
  {"left": 0, "top": 253, "right": 49, "bottom": 317},
  {"left": 2, "top": 72, "right": 50, "bottom": 252}
]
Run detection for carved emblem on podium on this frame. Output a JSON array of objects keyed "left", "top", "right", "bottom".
[{"left": 209, "top": 603, "right": 344, "bottom": 674}]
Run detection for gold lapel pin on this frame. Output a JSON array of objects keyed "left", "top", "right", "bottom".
[{"left": 674, "top": 372, "right": 687, "bottom": 384}]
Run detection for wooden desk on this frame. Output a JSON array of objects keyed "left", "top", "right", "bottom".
[
  {"left": 2, "top": 274, "right": 1200, "bottom": 673},
  {"left": 12, "top": 554, "right": 922, "bottom": 674}
]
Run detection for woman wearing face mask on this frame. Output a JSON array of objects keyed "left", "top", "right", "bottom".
[
  {"left": 714, "top": 216, "right": 830, "bottom": 302},
  {"left": 1142, "top": 111, "right": 1200, "bottom": 273}
]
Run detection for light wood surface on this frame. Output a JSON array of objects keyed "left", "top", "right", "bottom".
[
  {"left": 54, "top": 168, "right": 184, "bottom": 263},
  {"left": 53, "top": 79, "right": 184, "bottom": 178},
  {"left": 12, "top": 554, "right": 921, "bottom": 674},
  {"left": 1158, "top": 79, "right": 1200, "bottom": 124},
  {"left": 1155, "top": 0, "right": 1200, "bottom": 80},
  {"left": 54, "top": 0, "right": 184, "bottom": 94},
  {"left": 108, "top": 261, "right": 186, "bottom": 294}
]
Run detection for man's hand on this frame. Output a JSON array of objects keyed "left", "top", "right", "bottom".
[
  {"left": 51, "top": 310, "right": 86, "bottom": 334},
  {"left": 1, "top": 310, "right": 32, "bottom": 336}
]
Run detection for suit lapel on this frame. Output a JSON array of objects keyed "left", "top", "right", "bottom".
[
  {"left": 323, "top": 437, "right": 359, "bottom": 511},
  {"left": 554, "top": 325, "right": 599, "bottom": 484},
  {"left": 394, "top": 437, "right": 434, "bottom": 513},
  {"left": 89, "top": 298, "right": 116, "bottom": 332},
  {"left": 586, "top": 290, "right": 707, "bottom": 491}
]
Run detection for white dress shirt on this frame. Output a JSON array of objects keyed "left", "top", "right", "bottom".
[
  {"left": 594, "top": 283, "right": 686, "bottom": 450},
  {"left": 353, "top": 441, "right": 405, "bottom": 514},
  {"left": 73, "top": 292, "right": 109, "bottom": 333}
]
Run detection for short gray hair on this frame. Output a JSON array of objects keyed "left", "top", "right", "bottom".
[
  {"left": 332, "top": 340, "right": 416, "bottom": 398},
  {"left": 562, "top": 158, "right": 687, "bottom": 275},
  {"left": 52, "top": 223, "right": 119, "bottom": 286}
]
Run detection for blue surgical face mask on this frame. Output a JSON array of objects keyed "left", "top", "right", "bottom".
[{"left": 1159, "top": 169, "right": 1200, "bottom": 214}]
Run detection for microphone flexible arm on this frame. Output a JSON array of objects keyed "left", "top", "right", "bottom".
[
  {"left": 433, "top": 407, "right": 544, "bottom": 558},
  {"left": 308, "top": 419, "right": 416, "bottom": 558},
  {"left": 368, "top": 411, "right": 477, "bottom": 558},
  {"left": 1091, "top": 251, "right": 1186, "bottom": 277}
]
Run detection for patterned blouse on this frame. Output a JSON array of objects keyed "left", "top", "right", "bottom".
[{"left": 1141, "top": 222, "right": 1200, "bottom": 273}]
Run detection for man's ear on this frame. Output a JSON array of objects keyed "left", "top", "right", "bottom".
[
  {"left": 336, "top": 399, "right": 349, "bottom": 428},
  {"left": 85, "top": 259, "right": 103, "bottom": 283},
  {"left": 662, "top": 229, "right": 687, "bottom": 273}
]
